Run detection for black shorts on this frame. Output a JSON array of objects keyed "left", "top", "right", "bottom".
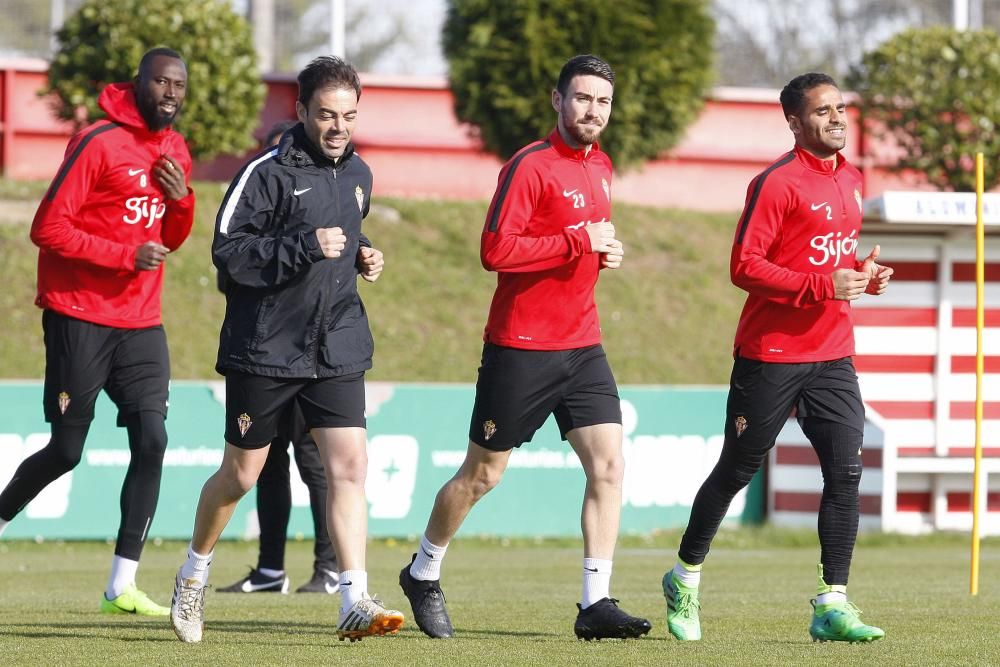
[
  {"left": 42, "top": 310, "right": 170, "bottom": 427},
  {"left": 725, "top": 356, "right": 865, "bottom": 451},
  {"left": 468, "top": 343, "right": 621, "bottom": 451},
  {"left": 225, "top": 371, "right": 366, "bottom": 448}
]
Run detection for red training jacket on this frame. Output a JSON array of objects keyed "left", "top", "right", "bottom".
[
  {"left": 31, "top": 82, "right": 195, "bottom": 329},
  {"left": 480, "top": 129, "right": 612, "bottom": 350},
  {"left": 731, "top": 145, "right": 864, "bottom": 362}
]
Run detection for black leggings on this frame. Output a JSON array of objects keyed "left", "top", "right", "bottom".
[
  {"left": 678, "top": 418, "right": 862, "bottom": 585},
  {"left": 0, "top": 411, "right": 167, "bottom": 561}
]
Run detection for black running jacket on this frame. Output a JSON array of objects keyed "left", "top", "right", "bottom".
[{"left": 213, "top": 124, "right": 375, "bottom": 378}]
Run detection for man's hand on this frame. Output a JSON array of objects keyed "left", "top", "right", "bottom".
[
  {"left": 135, "top": 241, "right": 169, "bottom": 271},
  {"left": 357, "top": 246, "right": 384, "bottom": 282},
  {"left": 832, "top": 268, "right": 869, "bottom": 300},
  {"left": 152, "top": 155, "right": 188, "bottom": 201},
  {"left": 316, "top": 227, "right": 347, "bottom": 258},
  {"left": 601, "top": 238, "right": 624, "bottom": 269},
  {"left": 585, "top": 221, "right": 618, "bottom": 253},
  {"left": 858, "top": 244, "right": 893, "bottom": 295}
]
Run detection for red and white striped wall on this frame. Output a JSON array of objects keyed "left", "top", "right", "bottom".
[
  {"left": 768, "top": 416, "right": 886, "bottom": 531},
  {"left": 769, "top": 199, "right": 1000, "bottom": 534}
]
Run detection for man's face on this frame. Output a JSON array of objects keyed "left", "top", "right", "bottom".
[
  {"left": 552, "top": 74, "right": 613, "bottom": 148},
  {"left": 789, "top": 84, "right": 847, "bottom": 159},
  {"left": 296, "top": 86, "right": 358, "bottom": 161},
  {"left": 135, "top": 56, "right": 187, "bottom": 132}
]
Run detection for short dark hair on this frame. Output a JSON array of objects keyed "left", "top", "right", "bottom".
[
  {"left": 780, "top": 72, "right": 838, "bottom": 118},
  {"left": 297, "top": 56, "right": 362, "bottom": 107},
  {"left": 556, "top": 54, "right": 615, "bottom": 96},
  {"left": 264, "top": 120, "right": 296, "bottom": 147},
  {"left": 138, "top": 47, "right": 184, "bottom": 79}
]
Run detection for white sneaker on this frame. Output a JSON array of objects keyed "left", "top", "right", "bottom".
[
  {"left": 336, "top": 596, "right": 405, "bottom": 642},
  {"left": 171, "top": 571, "right": 207, "bottom": 643}
]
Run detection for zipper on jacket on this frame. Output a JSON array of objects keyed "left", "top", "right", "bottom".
[
  {"left": 834, "top": 173, "right": 848, "bottom": 221},
  {"left": 582, "top": 160, "right": 596, "bottom": 217},
  {"left": 311, "top": 165, "right": 339, "bottom": 378}
]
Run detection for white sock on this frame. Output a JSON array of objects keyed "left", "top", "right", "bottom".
[
  {"left": 0, "top": 518, "right": 9, "bottom": 538},
  {"left": 179, "top": 544, "right": 214, "bottom": 586},
  {"left": 409, "top": 534, "right": 448, "bottom": 581},
  {"left": 673, "top": 560, "right": 702, "bottom": 588},
  {"left": 816, "top": 590, "right": 848, "bottom": 605},
  {"left": 581, "top": 558, "right": 613, "bottom": 609},
  {"left": 339, "top": 570, "right": 368, "bottom": 613},
  {"left": 258, "top": 567, "right": 284, "bottom": 579},
  {"left": 105, "top": 555, "right": 139, "bottom": 600}
]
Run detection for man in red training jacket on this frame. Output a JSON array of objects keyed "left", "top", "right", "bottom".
[
  {"left": 662, "top": 72, "right": 891, "bottom": 644},
  {"left": 398, "top": 54, "right": 651, "bottom": 642},
  {"left": 0, "top": 47, "right": 195, "bottom": 617}
]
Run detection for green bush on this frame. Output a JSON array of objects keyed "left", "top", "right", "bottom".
[
  {"left": 442, "top": 0, "right": 714, "bottom": 169},
  {"left": 850, "top": 27, "right": 1000, "bottom": 192},
  {"left": 46, "top": 0, "right": 265, "bottom": 161}
]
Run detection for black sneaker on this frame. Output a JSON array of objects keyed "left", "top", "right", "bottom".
[
  {"left": 217, "top": 568, "right": 289, "bottom": 594},
  {"left": 398, "top": 554, "right": 453, "bottom": 638},
  {"left": 574, "top": 597, "right": 652, "bottom": 640},
  {"left": 295, "top": 568, "right": 340, "bottom": 594}
]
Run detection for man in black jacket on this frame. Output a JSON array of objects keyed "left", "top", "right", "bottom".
[
  {"left": 217, "top": 121, "right": 340, "bottom": 596},
  {"left": 170, "top": 56, "right": 404, "bottom": 644}
]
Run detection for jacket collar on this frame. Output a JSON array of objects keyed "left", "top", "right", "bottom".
[
  {"left": 277, "top": 123, "right": 355, "bottom": 170},
  {"left": 548, "top": 128, "right": 600, "bottom": 161},
  {"left": 793, "top": 144, "right": 848, "bottom": 175}
]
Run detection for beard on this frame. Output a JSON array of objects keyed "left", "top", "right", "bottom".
[
  {"left": 138, "top": 93, "right": 180, "bottom": 132},
  {"left": 147, "top": 108, "right": 178, "bottom": 132},
  {"left": 565, "top": 120, "right": 603, "bottom": 147}
]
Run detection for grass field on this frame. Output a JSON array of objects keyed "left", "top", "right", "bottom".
[{"left": 1, "top": 530, "right": 998, "bottom": 665}]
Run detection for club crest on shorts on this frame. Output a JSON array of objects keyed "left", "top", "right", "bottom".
[
  {"left": 734, "top": 415, "right": 747, "bottom": 438},
  {"left": 58, "top": 391, "right": 70, "bottom": 415},
  {"left": 237, "top": 412, "right": 253, "bottom": 438},
  {"left": 355, "top": 185, "right": 364, "bottom": 212},
  {"left": 483, "top": 419, "right": 497, "bottom": 441}
]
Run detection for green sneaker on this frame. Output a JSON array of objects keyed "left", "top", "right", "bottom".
[
  {"left": 809, "top": 600, "right": 885, "bottom": 643},
  {"left": 100, "top": 583, "right": 169, "bottom": 616},
  {"left": 662, "top": 570, "right": 701, "bottom": 641}
]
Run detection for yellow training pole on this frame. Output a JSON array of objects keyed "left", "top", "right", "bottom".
[{"left": 971, "top": 153, "right": 985, "bottom": 596}]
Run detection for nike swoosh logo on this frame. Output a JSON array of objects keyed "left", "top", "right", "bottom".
[
  {"left": 566, "top": 221, "right": 586, "bottom": 230},
  {"left": 240, "top": 578, "right": 285, "bottom": 592},
  {"left": 341, "top": 580, "right": 353, "bottom": 587},
  {"left": 422, "top": 548, "right": 435, "bottom": 559},
  {"left": 563, "top": 189, "right": 578, "bottom": 197},
  {"left": 293, "top": 187, "right": 312, "bottom": 196},
  {"left": 584, "top": 567, "right": 599, "bottom": 572},
  {"left": 810, "top": 202, "right": 828, "bottom": 210},
  {"left": 325, "top": 581, "right": 339, "bottom": 594},
  {"left": 128, "top": 168, "right": 143, "bottom": 176}
]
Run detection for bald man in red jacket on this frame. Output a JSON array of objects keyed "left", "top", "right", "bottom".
[{"left": 0, "top": 47, "right": 195, "bottom": 617}]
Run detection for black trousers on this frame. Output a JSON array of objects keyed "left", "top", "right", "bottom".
[
  {"left": 678, "top": 356, "right": 865, "bottom": 586},
  {"left": 257, "top": 401, "right": 337, "bottom": 573}
]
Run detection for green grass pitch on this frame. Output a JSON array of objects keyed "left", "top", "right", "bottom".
[{"left": 0, "top": 530, "right": 998, "bottom": 665}]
